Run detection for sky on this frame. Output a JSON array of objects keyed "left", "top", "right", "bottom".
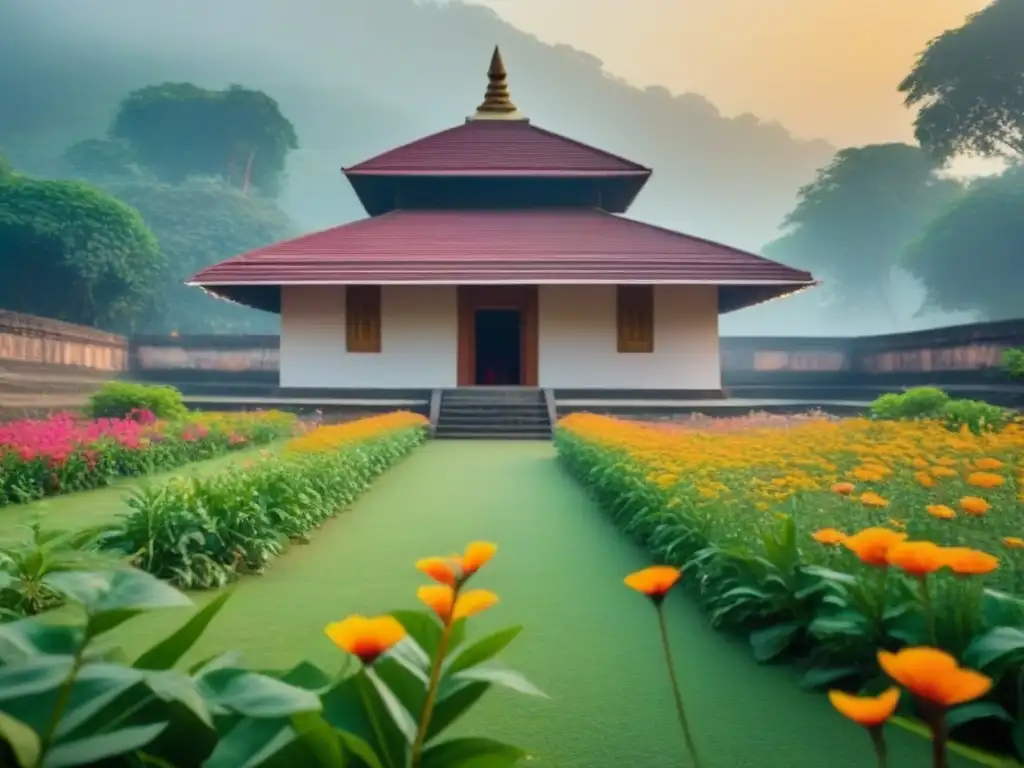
[{"left": 471, "top": 0, "right": 994, "bottom": 161}]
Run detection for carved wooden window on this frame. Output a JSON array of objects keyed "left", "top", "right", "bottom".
[
  {"left": 346, "top": 286, "right": 381, "bottom": 353},
  {"left": 617, "top": 285, "right": 654, "bottom": 353}
]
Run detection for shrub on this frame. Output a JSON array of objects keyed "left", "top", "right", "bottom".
[
  {"left": 103, "top": 413, "right": 430, "bottom": 588},
  {"left": 87, "top": 380, "right": 188, "bottom": 420},
  {"left": 942, "top": 398, "right": 1013, "bottom": 435},
  {"left": 0, "top": 553, "right": 538, "bottom": 767},
  {"left": 1003, "top": 347, "right": 1024, "bottom": 379},
  {"left": 555, "top": 413, "right": 1024, "bottom": 759},
  {"left": 869, "top": 386, "right": 950, "bottom": 421}
]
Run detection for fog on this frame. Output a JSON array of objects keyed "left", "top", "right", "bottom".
[{"left": 0, "top": 0, "right": 980, "bottom": 336}]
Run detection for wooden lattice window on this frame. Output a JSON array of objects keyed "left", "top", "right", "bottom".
[
  {"left": 617, "top": 285, "right": 654, "bottom": 353},
  {"left": 346, "top": 286, "right": 381, "bottom": 353}
]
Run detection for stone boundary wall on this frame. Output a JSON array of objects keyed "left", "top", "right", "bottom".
[
  {"left": 129, "top": 319, "right": 1024, "bottom": 387},
  {"left": 0, "top": 310, "right": 127, "bottom": 372}
]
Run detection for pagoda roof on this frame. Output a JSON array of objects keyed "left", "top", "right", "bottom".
[
  {"left": 343, "top": 119, "right": 651, "bottom": 178},
  {"left": 189, "top": 209, "right": 815, "bottom": 314}
]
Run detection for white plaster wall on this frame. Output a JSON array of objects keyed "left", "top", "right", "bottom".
[
  {"left": 280, "top": 285, "right": 458, "bottom": 388},
  {"left": 538, "top": 285, "right": 721, "bottom": 390}
]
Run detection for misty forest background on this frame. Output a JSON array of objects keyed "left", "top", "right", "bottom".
[{"left": 1, "top": 0, "right": 1021, "bottom": 337}]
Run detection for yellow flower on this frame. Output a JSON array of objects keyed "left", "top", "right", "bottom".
[
  {"left": 416, "top": 557, "right": 458, "bottom": 587},
  {"left": 324, "top": 615, "right": 406, "bottom": 664},
  {"left": 1003, "top": 537, "right": 1024, "bottom": 549},
  {"left": 974, "top": 457, "right": 1004, "bottom": 470}
]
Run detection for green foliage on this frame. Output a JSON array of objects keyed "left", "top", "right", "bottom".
[
  {"left": 906, "top": 168, "right": 1024, "bottom": 320},
  {"left": 762, "top": 143, "right": 961, "bottom": 315},
  {"left": 0, "top": 525, "right": 122, "bottom": 621},
  {"left": 942, "top": 399, "right": 1014, "bottom": 436},
  {"left": 0, "top": 565, "right": 537, "bottom": 766},
  {"left": 104, "top": 426, "right": 428, "bottom": 589},
  {"left": 111, "top": 83, "right": 299, "bottom": 197},
  {"left": 99, "top": 177, "right": 293, "bottom": 333},
  {"left": 1004, "top": 348, "right": 1024, "bottom": 380},
  {"left": 899, "top": 0, "right": 1024, "bottom": 161},
  {"left": 86, "top": 381, "right": 187, "bottom": 420},
  {"left": 0, "top": 171, "right": 164, "bottom": 332},
  {"left": 869, "top": 387, "right": 1012, "bottom": 435},
  {"left": 868, "top": 387, "right": 950, "bottom": 421},
  {"left": 62, "top": 138, "right": 143, "bottom": 181}
]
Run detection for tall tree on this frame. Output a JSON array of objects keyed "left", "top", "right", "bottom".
[
  {"left": 100, "top": 177, "right": 293, "bottom": 333},
  {"left": 899, "top": 0, "right": 1024, "bottom": 161},
  {"left": 0, "top": 164, "right": 164, "bottom": 331},
  {"left": 906, "top": 166, "right": 1024, "bottom": 320},
  {"left": 762, "top": 143, "right": 961, "bottom": 320},
  {"left": 110, "top": 83, "right": 299, "bottom": 197}
]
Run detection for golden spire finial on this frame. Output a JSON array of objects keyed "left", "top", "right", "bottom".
[{"left": 471, "top": 46, "right": 526, "bottom": 121}]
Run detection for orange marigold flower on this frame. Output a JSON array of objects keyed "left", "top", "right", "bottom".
[
  {"left": 886, "top": 541, "right": 946, "bottom": 579},
  {"left": 324, "top": 615, "right": 406, "bottom": 665},
  {"left": 812, "top": 528, "right": 848, "bottom": 545},
  {"left": 832, "top": 482, "right": 855, "bottom": 495},
  {"left": 1003, "top": 537, "right": 1024, "bottom": 549},
  {"left": 416, "top": 557, "right": 459, "bottom": 587},
  {"left": 843, "top": 527, "right": 908, "bottom": 567},
  {"left": 926, "top": 505, "right": 956, "bottom": 520},
  {"left": 914, "top": 471, "right": 936, "bottom": 488},
  {"left": 931, "top": 466, "right": 958, "bottom": 478},
  {"left": 878, "top": 647, "right": 991, "bottom": 708},
  {"left": 967, "top": 472, "right": 1004, "bottom": 489},
  {"left": 942, "top": 547, "right": 999, "bottom": 576},
  {"left": 625, "top": 565, "right": 682, "bottom": 601},
  {"left": 828, "top": 687, "right": 900, "bottom": 728},
  {"left": 974, "top": 457, "right": 1004, "bottom": 471},
  {"left": 959, "top": 497, "right": 991, "bottom": 516},
  {"left": 417, "top": 585, "right": 500, "bottom": 623},
  {"left": 859, "top": 492, "right": 889, "bottom": 508}
]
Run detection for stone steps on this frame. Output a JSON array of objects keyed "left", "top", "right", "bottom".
[{"left": 434, "top": 388, "right": 552, "bottom": 440}]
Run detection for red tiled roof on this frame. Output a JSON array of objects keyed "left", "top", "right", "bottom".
[
  {"left": 343, "top": 120, "right": 650, "bottom": 177},
  {"left": 190, "top": 209, "right": 813, "bottom": 288}
]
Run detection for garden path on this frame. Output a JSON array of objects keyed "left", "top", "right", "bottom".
[{"left": 110, "top": 441, "right": 979, "bottom": 768}]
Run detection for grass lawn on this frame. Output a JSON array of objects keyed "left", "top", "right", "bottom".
[
  {"left": 0, "top": 442, "right": 283, "bottom": 543},
  {"left": 102, "top": 441, "right": 979, "bottom": 768}
]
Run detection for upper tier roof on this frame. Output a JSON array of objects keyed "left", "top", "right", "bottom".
[
  {"left": 189, "top": 208, "right": 815, "bottom": 314},
  {"left": 343, "top": 119, "right": 651, "bottom": 178}
]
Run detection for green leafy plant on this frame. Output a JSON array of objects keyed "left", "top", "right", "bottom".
[
  {"left": 941, "top": 399, "right": 1013, "bottom": 435},
  {"left": 104, "top": 424, "right": 428, "bottom": 588},
  {"left": 0, "top": 524, "right": 123, "bottom": 621},
  {"left": 1003, "top": 349, "right": 1024, "bottom": 380},
  {"left": 86, "top": 381, "right": 188, "bottom": 420},
  {"left": 869, "top": 387, "right": 950, "bottom": 422},
  {"left": 0, "top": 555, "right": 539, "bottom": 767}
]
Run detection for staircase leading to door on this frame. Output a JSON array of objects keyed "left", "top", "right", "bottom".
[{"left": 434, "top": 388, "right": 552, "bottom": 440}]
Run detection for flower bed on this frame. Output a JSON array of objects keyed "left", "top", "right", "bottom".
[
  {"left": 556, "top": 412, "right": 1024, "bottom": 756},
  {"left": 0, "top": 410, "right": 298, "bottom": 506},
  {"left": 103, "top": 411, "right": 430, "bottom": 588}
]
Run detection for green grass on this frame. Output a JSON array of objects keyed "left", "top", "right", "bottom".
[
  {"left": 0, "top": 442, "right": 284, "bottom": 543},
  {"left": 100, "top": 441, "right": 981, "bottom": 768}
]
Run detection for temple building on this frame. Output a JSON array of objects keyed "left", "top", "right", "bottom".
[{"left": 190, "top": 47, "right": 815, "bottom": 396}]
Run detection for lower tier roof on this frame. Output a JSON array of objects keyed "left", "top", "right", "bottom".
[{"left": 189, "top": 208, "right": 815, "bottom": 313}]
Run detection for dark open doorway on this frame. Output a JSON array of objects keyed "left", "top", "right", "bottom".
[{"left": 474, "top": 309, "right": 522, "bottom": 385}]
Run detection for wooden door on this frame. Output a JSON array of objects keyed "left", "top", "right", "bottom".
[{"left": 457, "top": 285, "right": 538, "bottom": 386}]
